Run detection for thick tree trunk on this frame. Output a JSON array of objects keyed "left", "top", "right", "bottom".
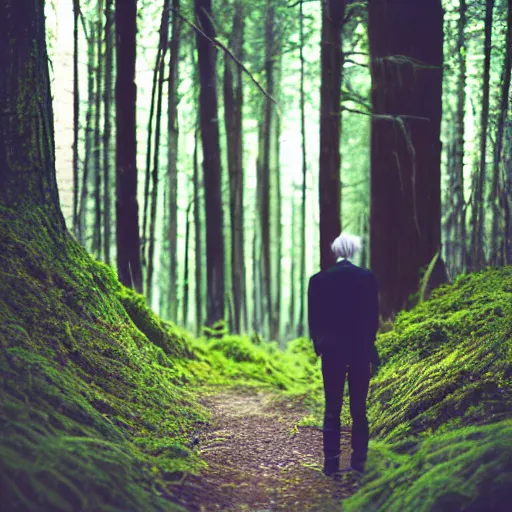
[
  {"left": 195, "top": 0, "right": 225, "bottom": 326},
  {"left": 470, "top": 0, "right": 494, "bottom": 270},
  {"left": 0, "top": 0, "right": 65, "bottom": 229},
  {"left": 369, "top": 0, "right": 443, "bottom": 319},
  {"left": 489, "top": 0, "right": 511, "bottom": 266},
  {"left": 115, "top": 0, "right": 143, "bottom": 292},
  {"left": 147, "top": 0, "right": 170, "bottom": 305},
  {"left": 223, "top": 0, "right": 245, "bottom": 334},
  {"left": 319, "top": 0, "right": 345, "bottom": 271},
  {"left": 103, "top": 0, "right": 114, "bottom": 265},
  {"left": 168, "top": 0, "right": 181, "bottom": 323}
]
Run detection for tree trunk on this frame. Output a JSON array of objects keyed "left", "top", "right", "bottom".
[
  {"left": 193, "top": 122, "right": 203, "bottom": 335},
  {"left": 79, "top": 22, "right": 95, "bottom": 247},
  {"left": 319, "top": 0, "right": 345, "bottom": 271},
  {"left": 93, "top": 0, "right": 104, "bottom": 260},
  {"left": 223, "top": 0, "right": 245, "bottom": 334},
  {"left": 454, "top": 0, "right": 467, "bottom": 273},
  {"left": 470, "top": 0, "right": 494, "bottom": 270},
  {"left": 195, "top": 0, "right": 225, "bottom": 326},
  {"left": 0, "top": 0, "right": 65, "bottom": 229},
  {"left": 270, "top": 57, "right": 282, "bottom": 342},
  {"left": 489, "top": 0, "right": 511, "bottom": 266},
  {"left": 115, "top": 0, "right": 143, "bottom": 292},
  {"left": 368, "top": 0, "right": 443, "bottom": 319},
  {"left": 183, "top": 200, "right": 192, "bottom": 327},
  {"left": 103, "top": 0, "right": 114, "bottom": 265},
  {"left": 73, "top": 0, "right": 80, "bottom": 238},
  {"left": 147, "top": 0, "right": 170, "bottom": 305},
  {"left": 297, "top": 0, "right": 307, "bottom": 337},
  {"left": 168, "top": 0, "right": 181, "bottom": 322},
  {"left": 260, "top": 0, "right": 276, "bottom": 338}
]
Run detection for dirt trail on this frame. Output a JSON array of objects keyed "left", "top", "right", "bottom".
[{"left": 175, "top": 389, "right": 360, "bottom": 511}]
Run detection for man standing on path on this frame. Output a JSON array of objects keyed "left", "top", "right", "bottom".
[{"left": 308, "top": 233, "right": 380, "bottom": 476}]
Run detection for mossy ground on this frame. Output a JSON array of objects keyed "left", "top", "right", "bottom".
[
  {"left": 2, "top": 204, "right": 511, "bottom": 511},
  {"left": 0, "top": 206, "right": 315, "bottom": 511}
]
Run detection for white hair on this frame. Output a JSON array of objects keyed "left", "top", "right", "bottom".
[{"left": 331, "top": 233, "right": 362, "bottom": 260}]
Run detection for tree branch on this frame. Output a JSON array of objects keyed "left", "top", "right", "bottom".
[{"left": 175, "top": 8, "right": 278, "bottom": 106}]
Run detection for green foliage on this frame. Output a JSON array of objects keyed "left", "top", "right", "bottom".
[
  {"left": 343, "top": 266, "right": 512, "bottom": 511},
  {"left": 0, "top": 206, "right": 205, "bottom": 512}
]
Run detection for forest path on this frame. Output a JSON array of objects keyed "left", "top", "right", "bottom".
[{"left": 175, "top": 389, "right": 360, "bottom": 511}]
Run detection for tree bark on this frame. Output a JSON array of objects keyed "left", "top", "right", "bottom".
[
  {"left": 454, "top": 0, "right": 467, "bottom": 273},
  {"left": 103, "top": 0, "right": 114, "bottom": 265},
  {"left": 79, "top": 22, "right": 95, "bottom": 247},
  {"left": 297, "top": 0, "right": 307, "bottom": 337},
  {"left": 147, "top": 0, "right": 170, "bottom": 305},
  {"left": 73, "top": 0, "right": 80, "bottom": 238},
  {"left": 319, "top": 0, "right": 345, "bottom": 271},
  {"left": 489, "top": 0, "right": 511, "bottom": 266},
  {"left": 168, "top": 0, "right": 181, "bottom": 322},
  {"left": 223, "top": 0, "right": 245, "bottom": 334},
  {"left": 193, "top": 121, "right": 203, "bottom": 335},
  {"left": 369, "top": 0, "right": 443, "bottom": 318},
  {"left": 0, "top": 0, "right": 65, "bottom": 229},
  {"left": 470, "top": 0, "right": 494, "bottom": 270},
  {"left": 195, "top": 0, "right": 225, "bottom": 326},
  {"left": 93, "top": 0, "right": 104, "bottom": 259},
  {"left": 115, "top": 0, "right": 143, "bottom": 292},
  {"left": 183, "top": 200, "right": 192, "bottom": 327}
]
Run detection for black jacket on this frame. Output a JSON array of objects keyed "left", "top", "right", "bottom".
[{"left": 308, "top": 259, "right": 380, "bottom": 364}]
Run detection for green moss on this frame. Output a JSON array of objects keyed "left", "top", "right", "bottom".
[
  {"left": 341, "top": 266, "right": 512, "bottom": 511},
  {"left": 0, "top": 206, "right": 205, "bottom": 511}
]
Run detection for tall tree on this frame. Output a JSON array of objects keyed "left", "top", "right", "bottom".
[
  {"left": 0, "top": 0, "right": 65, "bottom": 230},
  {"left": 319, "top": 0, "right": 345, "bottom": 271},
  {"left": 92, "top": 0, "right": 104, "bottom": 259},
  {"left": 195, "top": 0, "right": 225, "bottom": 326},
  {"left": 470, "top": 0, "right": 495, "bottom": 270},
  {"left": 103, "top": 0, "right": 114, "bottom": 264},
  {"left": 297, "top": 0, "right": 307, "bottom": 336},
  {"left": 168, "top": 0, "right": 182, "bottom": 322},
  {"left": 223, "top": 0, "right": 245, "bottom": 334},
  {"left": 193, "top": 121, "right": 203, "bottom": 334},
  {"left": 72, "top": 0, "right": 80, "bottom": 238},
  {"left": 489, "top": 0, "right": 511, "bottom": 265},
  {"left": 453, "top": 0, "right": 467, "bottom": 273},
  {"left": 369, "top": 0, "right": 444, "bottom": 318},
  {"left": 115, "top": 0, "right": 143, "bottom": 292},
  {"left": 503, "top": 0, "right": 512, "bottom": 264},
  {"left": 147, "top": 0, "right": 171, "bottom": 304}
]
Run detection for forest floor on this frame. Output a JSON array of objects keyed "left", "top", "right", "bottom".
[{"left": 174, "top": 389, "right": 360, "bottom": 511}]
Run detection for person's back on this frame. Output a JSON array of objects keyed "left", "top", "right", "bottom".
[{"left": 308, "top": 233, "right": 380, "bottom": 476}]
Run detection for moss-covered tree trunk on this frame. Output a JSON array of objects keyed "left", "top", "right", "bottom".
[
  {"left": 115, "top": 0, "right": 143, "bottom": 293},
  {"left": 195, "top": 0, "right": 225, "bottom": 326},
  {"left": 369, "top": 0, "right": 443, "bottom": 319},
  {"left": 0, "top": 0, "right": 65, "bottom": 230}
]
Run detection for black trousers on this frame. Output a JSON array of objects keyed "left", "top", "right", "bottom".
[{"left": 321, "top": 354, "right": 371, "bottom": 472}]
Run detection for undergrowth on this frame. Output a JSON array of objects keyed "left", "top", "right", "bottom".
[{"left": 0, "top": 207, "right": 206, "bottom": 512}]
